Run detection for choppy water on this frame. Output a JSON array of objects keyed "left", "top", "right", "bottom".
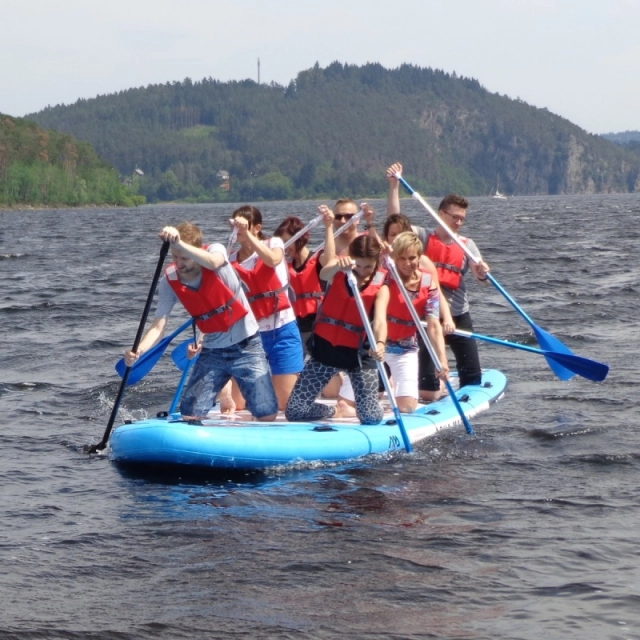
[{"left": 1, "top": 194, "right": 639, "bottom": 640}]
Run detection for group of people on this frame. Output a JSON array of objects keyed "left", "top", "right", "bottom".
[{"left": 123, "top": 164, "right": 490, "bottom": 426}]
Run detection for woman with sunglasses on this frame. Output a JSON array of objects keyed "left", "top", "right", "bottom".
[{"left": 285, "top": 231, "right": 389, "bottom": 426}]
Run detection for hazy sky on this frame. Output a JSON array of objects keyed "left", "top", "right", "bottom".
[{"left": 1, "top": 0, "right": 638, "bottom": 134}]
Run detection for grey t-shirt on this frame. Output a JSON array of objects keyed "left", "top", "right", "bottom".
[
  {"left": 155, "top": 243, "right": 259, "bottom": 348},
  {"left": 414, "top": 226, "right": 482, "bottom": 316}
]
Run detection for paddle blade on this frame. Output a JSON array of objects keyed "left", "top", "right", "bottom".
[
  {"left": 171, "top": 338, "right": 199, "bottom": 371},
  {"left": 546, "top": 351, "right": 609, "bottom": 382},
  {"left": 114, "top": 346, "right": 167, "bottom": 386},
  {"left": 533, "top": 326, "right": 577, "bottom": 381}
]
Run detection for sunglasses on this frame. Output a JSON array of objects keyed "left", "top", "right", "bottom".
[{"left": 334, "top": 213, "right": 356, "bottom": 222}]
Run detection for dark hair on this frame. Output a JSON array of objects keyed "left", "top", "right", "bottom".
[
  {"left": 382, "top": 213, "right": 412, "bottom": 241},
  {"left": 232, "top": 205, "right": 266, "bottom": 240},
  {"left": 274, "top": 216, "right": 308, "bottom": 252},
  {"left": 438, "top": 194, "right": 468, "bottom": 211},
  {"left": 349, "top": 234, "right": 382, "bottom": 260}
]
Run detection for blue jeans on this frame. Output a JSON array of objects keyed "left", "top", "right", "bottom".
[{"left": 180, "top": 333, "right": 278, "bottom": 418}]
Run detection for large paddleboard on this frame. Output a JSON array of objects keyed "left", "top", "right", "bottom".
[{"left": 109, "top": 369, "right": 507, "bottom": 471}]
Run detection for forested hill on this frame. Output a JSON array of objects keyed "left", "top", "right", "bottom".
[
  {"left": 0, "top": 114, "right": 143, "bottom": 207},
  {"left": 27, "top": 62, "right": 640, "bottom": 202},
  {"left": 602, "top": 131, "right": 640, "bottom": 161}
]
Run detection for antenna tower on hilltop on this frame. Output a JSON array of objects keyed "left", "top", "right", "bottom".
[{"left": 257, "top": 58, "right": 260, "bottom": 84}]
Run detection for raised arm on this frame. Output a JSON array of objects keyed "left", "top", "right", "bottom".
[
  {"left": 232, "top": 218, "right": 283, "bottom": 267},
  {"left": 160, "top": 226, "right": 226, "bottom": 270},
  {"left": 318, "top": 204, "right": 337, "bottom": 268},
  {"left": 386, "top": 162, "right": 403, "bottom": 216}
]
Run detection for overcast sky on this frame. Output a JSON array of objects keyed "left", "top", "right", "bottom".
[{"left": 1, "top": 0, "right": 638, "bottom": 134}]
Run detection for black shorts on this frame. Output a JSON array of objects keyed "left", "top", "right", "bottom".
[{"left": 418, "top": 311, "right": 482, "bottom": 391}]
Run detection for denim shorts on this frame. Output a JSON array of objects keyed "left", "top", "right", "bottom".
[
  {"left": 259, "top": 321, "right": 304, "bottom": 375},
  {"left": 180, "top": 333, "right": 278, "bottom": 418}
]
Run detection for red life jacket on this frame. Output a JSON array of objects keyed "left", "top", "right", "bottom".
[
  {"left": 314, "top": 269, "right": 387, "bottom": 349},
  {"left": 232, "top": 249, "right": 291, "bottom": 321},
  {"left": 165, "top": 264, "right": 248, "bottom": 333},
  {"left": 288, "top": 253, "right": 324, "bottom": 319},
  {"left": 386, "top": 270, "right": 434, "bottom": 341},
  {"left": 425, "top": 232, "right": 468, "bottom": 290}
]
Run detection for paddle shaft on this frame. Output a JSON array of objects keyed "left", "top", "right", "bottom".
[
  {"left": 386, "top": 258, "right": 474, "bottom": 435},
  {"left": 283, "top": 215, "right": 323, "bottom": 249},
  {"left": 396, "top": 175, "right": 482, "bottom": 266},
  {"left": 312, "top": 209, "right": 365, "bottom": 255},
  {"left": 455, "top": 329, "right": 549, "bottom": 355},
  {"left": 169, "top": 356, "right": 196, "bottom": 414},
  {"left": 395, "top": 175, "right": 578, "bottom": 370},
  {"left": 452, "top": 329, "right": 609, "bottom": 382},
  {"left": 93, "top": 241, "right": 170, "bottom": 452},
  {"left": 227, "top": 227, "right": 238, "bottom": 255},
  {"left": 345, "top": 270, "right": 413, "bottom": 453}
]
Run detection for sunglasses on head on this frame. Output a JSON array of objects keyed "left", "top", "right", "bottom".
[{"left": 335, "top": 213, "right": 356, "bottom": 221}]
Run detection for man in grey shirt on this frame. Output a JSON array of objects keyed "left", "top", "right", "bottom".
[{"left": 125, "top": 222, "right": 278, "bottom": 421}]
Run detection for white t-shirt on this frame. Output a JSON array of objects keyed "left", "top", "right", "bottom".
[{"left": 232, "top": 236, "right": 296, "bottom": 332}]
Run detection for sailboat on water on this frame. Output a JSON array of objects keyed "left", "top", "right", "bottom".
[{"left": 490, "top": 176, "right": 508, "bottom": 200}]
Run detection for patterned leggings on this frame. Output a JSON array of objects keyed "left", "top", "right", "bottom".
[{"left": 285, "top": 358, "right": 384, "bottom": 425}]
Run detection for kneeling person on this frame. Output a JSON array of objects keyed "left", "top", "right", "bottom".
[
  {"left": 124, "top": 222, "right": 278, "bottom": 421},
  {"left": 285, "top": 234, "right": 389, "bottom": 426}
]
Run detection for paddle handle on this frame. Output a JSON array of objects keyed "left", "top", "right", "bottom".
[
  {"left": 345, "top": 270, "right": 412, "bottom": 452},
  {"left": 93, "top": 241, "right": 170, "bottom": 452}
]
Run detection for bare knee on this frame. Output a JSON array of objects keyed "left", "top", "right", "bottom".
[
  {"left": 396, "top": 397, "right": 418, "bottom": 414},
  {"left": 419, "top": 389, "right": 442, "bottom": 403}
]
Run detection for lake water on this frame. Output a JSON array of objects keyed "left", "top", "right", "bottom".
[{"left": 1, "top": 194, "right": 639, "bottom": 640}]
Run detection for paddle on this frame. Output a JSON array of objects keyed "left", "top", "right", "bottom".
[
  {"left": 345, "top": 269, "right": 413, "bottom": 453},
  {"left": 88, "top": 241, "right": 170, "bottom": 453},
  {"left": 312, "top": 207, "right": 365, "bottom": 255},
  {"left": 227, "top": 225, "right": 239, "bottom": 255},
  {"left": 168, "top": 355, "right": 197, "bottom": 414},
  {"left": 451, "top": 329, "right": 609, "bottom": 382},
  {"left": 114, "top": 318, "right": 192, "bottom": 384},
  {"left": 284, "top": 214, "right": 323, "bottom": 249},
  {"left": 395, "top": 174, "right": 578, "bottom": 379},
  {"left": 171, "top": 336, "right": 200, "bottom": 371},
  {"left": 386, "top": 257, "right": 475, "bottom": 435}
]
